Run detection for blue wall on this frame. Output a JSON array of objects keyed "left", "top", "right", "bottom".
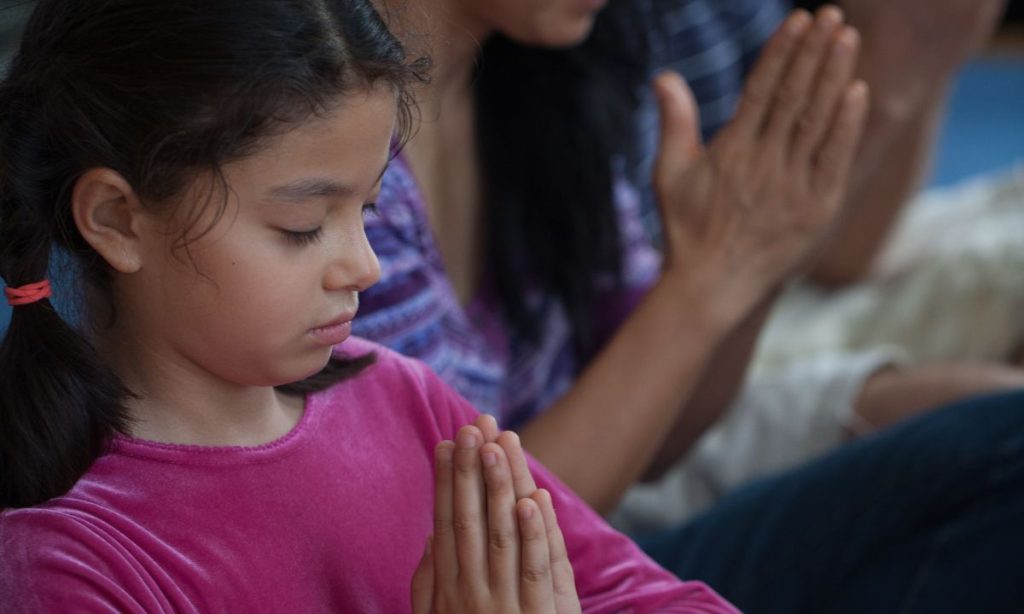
[{"left": 929, "top": 58, "right": 1024, "bottom": 187}]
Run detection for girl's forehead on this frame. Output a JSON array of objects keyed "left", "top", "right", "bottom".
[{"left": 224, "top": 90, "right": 398, "bottom": 187}]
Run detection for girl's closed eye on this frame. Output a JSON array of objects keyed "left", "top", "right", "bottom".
[
  {"left": 280, "top": 202, "right": 376, "bottom": 246},
  {"left": 281, "top": 227, "right": 324, "bottom": 246}
]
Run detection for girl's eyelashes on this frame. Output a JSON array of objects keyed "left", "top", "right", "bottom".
[
  {"left": 279, "top": 203, "right": 375, "bottom": 245},
  {"left": 281, "top": 227, "right": 324, "bottom": 246}
]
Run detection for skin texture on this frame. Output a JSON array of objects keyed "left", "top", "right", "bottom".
[
  {"left": 455, "top": 0, "right": 605, "bottom": 47},
  {"left": 72, "top": 87, "right": 394, "bottom": 447}
]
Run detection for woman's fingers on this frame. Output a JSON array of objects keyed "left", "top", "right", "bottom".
[
  {"left": 762, "top": 6, "right": 845, "bottom": 145},
  {"left": 482, "top": 443, "right": 520, "bottom": 602},
  {"left": 452, "top": 426, "right": 489, "bottom": 595},
  {"left": 731, "top": 9, "right": 812, "bottom": 139},
  {"left": 791, "top": 25, "right": 861, "bottom": 162},
  {"left": 496, "top": 430, "right": 537, "bottom": 501},
  {"left": 410, "top": 536, "right": 434, "bottom": 614},
  {"left": 517, "top": 497, "right": 555, "bottom": 611},
  {"left": 533, "top": 489, "right": 580, "bottom": 614},
  {"left": 651, "top": 70, "right": 702, "bottom": 193},
  {"left": 813, "top": 80, "right": 870, "bottom": 194}
]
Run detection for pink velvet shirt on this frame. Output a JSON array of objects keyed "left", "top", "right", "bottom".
[{"left": 0, "top": 339, "right": 737, "bottom": 613}]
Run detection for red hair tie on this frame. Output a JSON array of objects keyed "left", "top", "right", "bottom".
[{"left": 5, "top": 280, "right": 52, "bottom": 307}]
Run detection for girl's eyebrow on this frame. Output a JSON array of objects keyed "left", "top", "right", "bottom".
[
  {"left": 265, "top": 163, "right": 390, "bottom": 203},
  {"left": 266, "top": 178, "right": 355, "bottom": 203}
]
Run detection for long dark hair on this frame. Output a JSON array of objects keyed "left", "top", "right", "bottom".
[
  {"left": 476, "top": 0, "right": 654, "bottom": 354},
  {"left": 0, "top": 0, "right": 425, "bottom": 509}
]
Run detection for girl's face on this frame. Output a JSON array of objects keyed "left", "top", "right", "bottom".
[
  {"left": 462, "top": 0, "right": 607, "bottom": 47},
  {"left": 120, "top": 88, "right": 395, "bottom": 389}
]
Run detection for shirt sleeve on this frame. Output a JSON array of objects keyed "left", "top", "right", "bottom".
[
  {"left": 415, "top": 357, "right": 739, "bottom": 614},
  {"left": 0, "top": 511, "right": 161, "bottom": 614}
]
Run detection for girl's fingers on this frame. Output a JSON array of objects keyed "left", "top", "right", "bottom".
[
  {"left": 517, "top": 497, "right": 555, "bottom": 611},
  {"left": 475, "top": 413, "right": 501, "bottom": 444},
  {"left": 482, "top": 443, "right": 520, "bottom": 601},
  {"left": 532, "top": 489, "right": 579, "bottom": 614},
  {"left": 813, "top": 80, "right": 870, "bottom": 194},
  {"left": 410, "top": 536, "right": 434, "bottom": 614},
  {"left": 763, "top": 6, "right": 845, "bottom": 145},
  {"left": 731, "top": 10, "right": 812, "bottom": 139},
  {"left": 791, "top": 25, "right": 860, "bottom": 162},
  {"left": 496, "top": 431, "right": 537, "bottom": 500},
  {"left": 452, "top": 425, "right": 489, "bottom": 592},
  {"left": 432, "top": 442, "right": 459, "bottom": 586}
]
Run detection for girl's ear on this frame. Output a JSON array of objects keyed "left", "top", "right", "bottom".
[{"left": 72, "top": 168, "right": 147, "bottom": 274}]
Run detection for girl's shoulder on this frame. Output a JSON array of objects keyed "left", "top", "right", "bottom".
[{"left": 0, "top": 504, "right": 154, "bottom": 611}]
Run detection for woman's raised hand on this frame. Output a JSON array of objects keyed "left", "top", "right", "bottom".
[
  {"left": 652, "top": 6, "right": 868, "bottom": 293},
  {"left": 412, "top": 420, "right": 580, "bottom": 614}
]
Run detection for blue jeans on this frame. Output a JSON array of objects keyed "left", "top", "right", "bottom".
[{"left": 634, "top": 389, "right": 1024, "bottom": 613}]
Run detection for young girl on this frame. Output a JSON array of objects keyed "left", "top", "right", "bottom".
[{"left": 0, "top": 1, "right": 736, "bottom": 612}]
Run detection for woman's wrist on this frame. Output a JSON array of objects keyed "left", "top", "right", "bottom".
[{"left": 653, "top": 263, "right": 770, "bottom": 340}]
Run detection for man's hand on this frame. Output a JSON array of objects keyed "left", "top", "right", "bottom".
[{"left": 842, "top": 0, "right": 1006, "bottom": 121}]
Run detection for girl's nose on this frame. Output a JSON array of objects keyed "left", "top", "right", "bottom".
[{"left": 324, "top": 227, "right": 381, "bottom": 293}]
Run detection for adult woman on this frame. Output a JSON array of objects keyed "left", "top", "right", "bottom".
[{"left": 356, "top": 0, "right": 1024, "bottom": 610}]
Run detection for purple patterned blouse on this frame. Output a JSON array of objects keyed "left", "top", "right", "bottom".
[{"left": 353, "top": 154, "right": 661, "bottom": 428}]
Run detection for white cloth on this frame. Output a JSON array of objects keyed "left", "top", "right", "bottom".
[
  {"left": 757, "top": 165, "right": 1024, "bottom": 369},
  {"left": 610, "top": 347, "right": 902, "bottom": 533}
]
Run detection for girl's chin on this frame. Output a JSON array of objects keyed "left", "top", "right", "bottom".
[{"left": 272, "top": 351, "right": 335, "bottom": 388}]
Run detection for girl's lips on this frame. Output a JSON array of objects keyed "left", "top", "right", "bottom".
[{"left": 310, "top": 318, "right": 353, "bottom": 345}]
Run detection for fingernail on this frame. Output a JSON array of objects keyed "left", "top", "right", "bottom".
[
  {"left": 787, "top": 11, "right": 811, "bottom": 34},
  {"left": 848, "top": 80, "right": 868, "bottom": 102},
  {"left": 836, "top": 27, "right": 858, "bottom": 51},
  {"left": 519, "top": 503, "right": 535, "bottom": 520},
  {"left": 482, "top": 451, "right": 497, "bottom": 467},
  {"left": 818, "top": 6, "right": 843, "bottom": 28},
  {"left": 436, "top": 442, "right": 454, "bottom": 463},
  {"left": 457, "top": 430, "right": 478, "bottom": 449}
]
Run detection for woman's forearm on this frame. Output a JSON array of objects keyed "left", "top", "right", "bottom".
[
  {"left": 641, "top": 288, "right": 781, "bottom": 482},
  {"left": 517, "top": 269, "right": 763, "bottom": 514}
]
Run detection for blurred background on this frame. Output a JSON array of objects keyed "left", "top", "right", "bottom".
[{"left": 1, "top": 0, "right": 1023, "bottom": 334}]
